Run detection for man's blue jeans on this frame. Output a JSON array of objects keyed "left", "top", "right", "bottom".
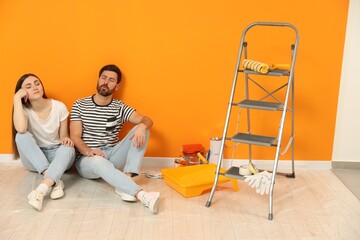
[{"left": 75, "top": 126, "right": 150, "bottom": 196}]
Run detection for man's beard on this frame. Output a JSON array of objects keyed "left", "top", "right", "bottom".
[{"left": 97, "top": 84, "right": 114, "bottom": 96}]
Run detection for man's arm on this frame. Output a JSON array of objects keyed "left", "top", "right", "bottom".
[
  {"left": 128, "top": 111, "right": 153, "bottom": 129},
  {"left": 69, "top": 121, "right": 91, "bottom": 156},
  {"left": 70, "top": 120, "right": 105, "bottom": 157},
  {"left": 128, "top": 111, "right": 153, "bottom": 148}
]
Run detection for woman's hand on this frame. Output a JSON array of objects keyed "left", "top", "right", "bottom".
[
  {"left": 61, "top": 137, "right": 74, "bottom": 147},
  {"left": 14, "top": 88, "right": 29, "bottom": 102}
]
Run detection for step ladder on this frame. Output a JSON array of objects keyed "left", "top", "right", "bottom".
[{"left": 205, "top": 22, "right": 299, "bottom": 220}]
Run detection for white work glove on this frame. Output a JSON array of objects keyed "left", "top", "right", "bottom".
[{"left": 244, "top": 171, "right": 272, "bottom": 195}]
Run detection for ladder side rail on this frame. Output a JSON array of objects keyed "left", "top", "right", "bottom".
[
  {"left": 268, "top": 75, "right": 294, "bottom": 220},
  {"left": 291, "top": 44, "right": 296, "bottom": 174},
  {"left": 244, "top": 44, "right": 254, "bottom": 162},
  {"left": 206, "top": 34, "right": 248, "bottom": 208},
  {"left": 245, "top": 74, "right": 253, "bottom": 162},
  {"left": 268, "top": 26, "right": 299, "bottom": 220}
]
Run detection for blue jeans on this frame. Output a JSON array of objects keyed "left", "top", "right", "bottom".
[
  {"left": 76, "top": 126, "right": 150, "bottom": 196},
  {"left": 15, "top": 132, "right": 76, "bottom": 185}
]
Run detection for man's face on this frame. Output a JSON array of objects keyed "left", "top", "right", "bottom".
[{"left": 97, "top": 70, "right": 119, "bottom": 96}]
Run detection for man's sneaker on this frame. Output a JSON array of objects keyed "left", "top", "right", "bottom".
[
  {"left": 115, "top": 189, "right": 137, "bottom": 202},
  {"left": 50, "top": 180, "right": 65, "bottom": 199},
  {"left": 140, "top": 192, "right": 160, "bottom": 214},
  {"left": 27, "top": 190, "right": 44, "bottom": 211}
]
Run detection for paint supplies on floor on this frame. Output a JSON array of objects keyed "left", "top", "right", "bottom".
[{"left": 174, "top": 144, "right": 207, "bottom": 166}]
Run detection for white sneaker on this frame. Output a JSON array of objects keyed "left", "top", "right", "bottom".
[
  {"left": 50, "top": 180, "right": 64, "bottom": 199},
  {"left": 27, "top": 190, "right": 44, "bottom": 211},
  {"left": 140, "top": 192, "right": 160, "bottom": 214},
  {"left": 115, "top": 189, "right": 137, "bottom": 202}
]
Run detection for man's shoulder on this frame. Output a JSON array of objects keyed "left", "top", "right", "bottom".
[
  {"left": 74, "top": 96, "right": 93, "bottom": 104},
  {"left": 111, "top": 98, "right": 126, "bottom": 106}
]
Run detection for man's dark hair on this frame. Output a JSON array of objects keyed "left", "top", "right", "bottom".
[{"left": 99, "top": 64, "right": 122, "bottom": 83}]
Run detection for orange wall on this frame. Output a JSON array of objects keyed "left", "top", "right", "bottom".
[{"left": 0, "top": 0, "right": 349, "bottom": 160}]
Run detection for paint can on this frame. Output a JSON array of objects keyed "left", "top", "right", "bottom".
[{"left": 210, "top": 137, "right": 222, "bottom": 155}]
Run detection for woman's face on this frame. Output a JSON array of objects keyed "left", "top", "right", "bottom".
[{"left": 21, "top": 76, "right": 44, "bottom": 100}]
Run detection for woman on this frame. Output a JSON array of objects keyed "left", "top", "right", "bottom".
[{"left": 12, "top": 73, "right": 75, "bottom": 211}]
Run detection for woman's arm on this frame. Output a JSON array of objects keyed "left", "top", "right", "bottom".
[
  {"left": 13, "top": 89, "right": 28, "bottom": 133},
  {"left": 59, "top": 119, "right": 73, "bottom": 147}
]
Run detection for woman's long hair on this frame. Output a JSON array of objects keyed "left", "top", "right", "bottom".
[{"left": 12, "top": 73, "right": 47, "bottom": 159}]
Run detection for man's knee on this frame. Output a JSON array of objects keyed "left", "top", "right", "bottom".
[{"left": 87, "top": 156, "right": 113, "bottom": 168}]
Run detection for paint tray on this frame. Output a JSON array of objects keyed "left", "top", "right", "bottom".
[{"left": 161, "top": 164, "right": 239, "bottom": 198}]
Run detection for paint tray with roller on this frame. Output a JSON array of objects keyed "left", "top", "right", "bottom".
[{"left": 161, "top": 164, "right": 239, "bottom": 198}]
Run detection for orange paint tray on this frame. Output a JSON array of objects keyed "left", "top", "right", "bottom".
[{"left": 161, "top": 164, "right": 239, "bottom": 198}]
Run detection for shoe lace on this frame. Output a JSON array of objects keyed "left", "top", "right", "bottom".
[
  {"left": 53, "top": 185, "right": 60, "bottom": 191},
  {"left": 35, "top": 191, "right": 44, "bottom": 202},
  {"left": 141, "top": 194, "right": 151, "bottom": 207}
]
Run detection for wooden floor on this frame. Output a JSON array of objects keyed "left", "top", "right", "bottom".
[
  {"left": 1, "top": 162, "right": 360, "bottom": 240},
  {"left": 332, "top": 168, "right": 360, "bottom": 201}
]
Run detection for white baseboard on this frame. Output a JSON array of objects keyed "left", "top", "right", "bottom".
[
  {"left": 148, "top": 158, "right": 332, "bottom": 170},
  {"left": 0, "top": 154, "right": 17, "bottom": 163},
  {"left": 0, "top": 154, "right": 331, "bottom": 170}
]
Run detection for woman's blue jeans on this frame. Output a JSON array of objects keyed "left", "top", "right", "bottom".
[{"left": 15, "top": 132, "right": 76, "bottom": 185}]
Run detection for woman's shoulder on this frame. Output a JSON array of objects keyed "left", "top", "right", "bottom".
[{"left": 50, "top": 99, "right": 66, "bottom": 107}]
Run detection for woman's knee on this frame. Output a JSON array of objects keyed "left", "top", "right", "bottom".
[
  {"left": 15, "top": 132, "right": 32, "bottom": 144},
  {"left": 61, "top": 145, "right": 76, "bottom": 156}
]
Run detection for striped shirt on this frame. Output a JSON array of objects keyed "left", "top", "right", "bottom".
[{"left": 70, "top": 95, "right": 135, "bottom": 148}]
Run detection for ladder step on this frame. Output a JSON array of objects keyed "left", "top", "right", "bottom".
[
  {"left": 235, "top": 100, "right": 283, "bottom": 110},
  {"left": 239, "top": 69, "right": 290, "bottom": 76},
  {"left": 230, "top": 133, "right": 277, "bottom": 146},
  {"left": 224, "top": 166, "right": 246, "bottom": 180}
]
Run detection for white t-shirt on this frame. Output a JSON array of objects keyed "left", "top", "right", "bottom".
[{"left": 24, "top": 99, "right": 69, "bottom": 147}]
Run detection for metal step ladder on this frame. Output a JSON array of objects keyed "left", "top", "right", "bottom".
[{"left": 205, "top": 22, "right": 299, "bottom": 220}]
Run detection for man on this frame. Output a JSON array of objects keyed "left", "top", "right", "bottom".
[{"left": 70, "top": 64, "right": 160, "bottom": 214}]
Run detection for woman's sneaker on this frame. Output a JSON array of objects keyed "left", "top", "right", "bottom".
[
  {"left": 50, "top": 180, "right": 64, "bottom": 199},
  {"left": 115, "top": 189, "right": 137, "bottom": 202},
  {"left": 27, "top": 190, "right": 44, "bottom": 211}
]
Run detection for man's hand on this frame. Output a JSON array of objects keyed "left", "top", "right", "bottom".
[
  {"left": 130, "top": 124, "right": 147, "bottom": 148},
  {"left": 85, "top": 148, "right": 105, "bottom": 157}
]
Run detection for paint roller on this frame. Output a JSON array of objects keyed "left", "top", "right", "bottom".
[{"left": 242, "top": 59, "right": 270, "bottom": 74}]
